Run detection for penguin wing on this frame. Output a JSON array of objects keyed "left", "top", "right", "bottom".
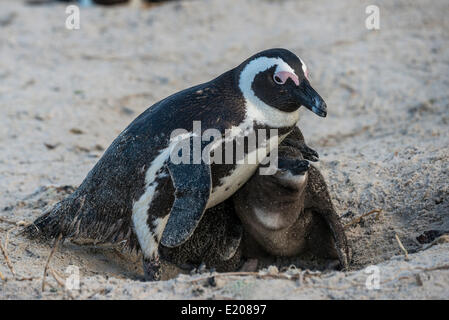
[
  {"left": 160, "top": 140, "right": 212, "bottom": 248},
  {"left": 305, "top": 165, "right": 351, "bottom": 269}
]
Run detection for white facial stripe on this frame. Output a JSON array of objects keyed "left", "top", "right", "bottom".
[
  {"left": 299, "top": 57, "right": 308, "bottom": 80},
  {"left": 239, "top": 56, "right": 300, "bottom": 128}
]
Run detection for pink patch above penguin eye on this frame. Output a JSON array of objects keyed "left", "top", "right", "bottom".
[{"left": 273, "top": 71, "right": 299, "bottom": 86}]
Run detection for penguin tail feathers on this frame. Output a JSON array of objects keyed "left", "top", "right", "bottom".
[
  {"left": 22, "top": 195, "right": 139, "bottom": 251},
  {"left": 22, "top": 197, "right": 84, "bottom": 241}
]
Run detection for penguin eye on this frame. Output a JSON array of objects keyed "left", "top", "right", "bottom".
[
  {"left": 273, "top": 71, "right": 299, "bottom": 86},
  {"left": 273, "top": 74, "right": 283, "bottom": 85}
]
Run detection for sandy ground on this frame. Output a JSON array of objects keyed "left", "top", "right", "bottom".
[{"left": 1, "top": 0, "right": 448, "bottom": 299}]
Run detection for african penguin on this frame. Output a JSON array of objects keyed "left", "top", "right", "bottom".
[
  {"left": 160, "top": 127, "right": 350, "bottom": 273},
  {"left": 233, "top": 127, "right": 350, "bottom": 269},
  {"left": 24, "top": 48, "right": 327, "bottom": 281}
]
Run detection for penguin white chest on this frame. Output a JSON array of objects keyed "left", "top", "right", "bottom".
[
  {"left": 205, "top": 129, "right": 291, "bottom": 209},
  {"left": 207, "top": 163, "right": 259, "bottom": 209}
]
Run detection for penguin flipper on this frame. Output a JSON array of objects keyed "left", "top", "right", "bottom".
[
  {"left": 305, "top": 165, "right": 351, "bottom": 269},
  {"left": 160, "top": 158, "right": 212, "bottom": 248}
]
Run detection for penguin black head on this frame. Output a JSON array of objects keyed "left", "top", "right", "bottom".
[{"left": 237, "top": 48, "right": 327, "bottom": 125}]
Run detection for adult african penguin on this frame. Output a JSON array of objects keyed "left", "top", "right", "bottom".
[{"left": 24, "top": 48, "right": 328, "bottom": 281}]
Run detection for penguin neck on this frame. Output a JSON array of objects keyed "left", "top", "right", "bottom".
[{"left": 242, "top": 96, "right": 300, "bottom": 129}]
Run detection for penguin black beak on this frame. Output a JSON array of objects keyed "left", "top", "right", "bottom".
[{"left": 294, "top": 80, "right": 327, "bottom": 117}]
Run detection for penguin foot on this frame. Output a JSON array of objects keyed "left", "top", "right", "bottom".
[
  {"left": 239, "top": 259, "right": 259, "bottom": 272},
  {"left": 323, "top": 259, "right": 341, "bottom": 271},
  {"left": 142, "top": 256, "right": 162, "bottom": 281}
]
